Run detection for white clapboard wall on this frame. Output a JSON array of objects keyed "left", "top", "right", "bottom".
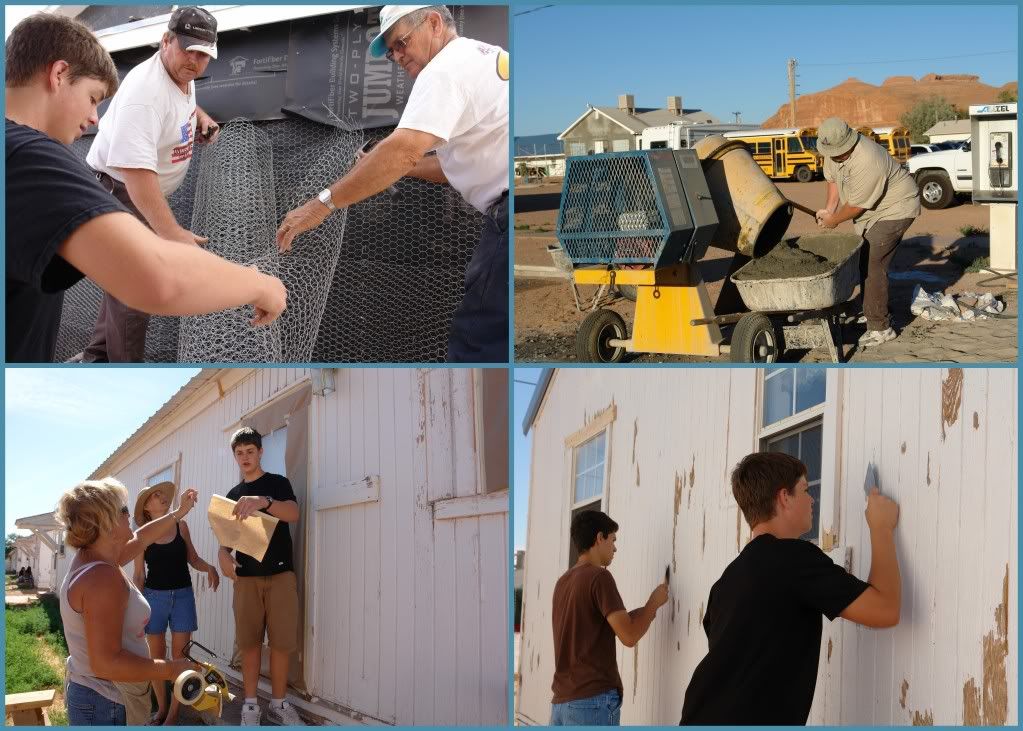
[
  {"left": 98, "top": 367, "right": 507, "bottom": 725},
  {"left": 517, "top": 368, "right": 1016, "bottom": 726}
]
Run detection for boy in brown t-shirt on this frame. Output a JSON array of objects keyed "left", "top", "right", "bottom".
[{"left": 550, "top": 510, "right": 669, "bottom": 725}]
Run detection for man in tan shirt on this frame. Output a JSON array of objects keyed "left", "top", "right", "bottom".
[
  {"left": 815, "top": 117, "right": 920, "bottom": 347},
  {"left": 550, "top": 510, "right": 668, "bottom": 725}
]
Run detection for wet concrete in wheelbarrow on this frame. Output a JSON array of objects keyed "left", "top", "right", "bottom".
[{"left": 732, "top": 234, "right": 861, "bottom": 281}]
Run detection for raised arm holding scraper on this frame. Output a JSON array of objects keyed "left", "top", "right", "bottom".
[{"left": 275, "top": 5, "right": 509, "bottom": 362}]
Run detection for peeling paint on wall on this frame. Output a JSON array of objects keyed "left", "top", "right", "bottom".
[
  {"left": 926, "top": 453, "right": 931, "bottom": 486},
  {"left": 973, "top": 411, "right": 979, "bottom": 429},
  {"left": 912, "top": 709, "right": 934, "bottom": 725},
  {"left": 827, "top": 638, "right": 833, "bottom": 663},
  {"left": 961, "top": 564, "right": 1009, "bottom": 726},
  {"left": 941, "top": 368, "right": 964, "bottom": 440},
  {"left": 672, "top": 472, "right": 684, "bottom": 575},
  {"left": 635, "top": 463, "right": 640, "bottom": 487},
  {"left": 900, "top": 679, "right": 909, "bottom": 709},
  {"left": 697, "top": 601, "right": 704, "bottom": 628},
  {"left": 901, "top": 442, "right": 907, "bottom": 454},
  {"left": 822, "top": 528, "right": 838, "bottom": 552}
]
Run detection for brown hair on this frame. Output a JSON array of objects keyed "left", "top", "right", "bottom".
[
  {"left": 731, "top": 452, "right": 807, "bottom": 528},
  {"left": 5, "top": 13, "right": 119, "bottom": 96},
  {"left": 56, "top": 477, "right": 128, "bottom": 549}
]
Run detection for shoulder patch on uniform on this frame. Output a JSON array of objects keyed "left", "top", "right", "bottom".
[{"left": 497, "top": 50, "right": 509, "bottom": 81}]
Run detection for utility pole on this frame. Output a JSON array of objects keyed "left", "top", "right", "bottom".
[
  {"left": 787, "top": 58, "right": 797, "bottom": 127},
  {"left": 732, "top": 111, "right": 742, "bottom": 124}
]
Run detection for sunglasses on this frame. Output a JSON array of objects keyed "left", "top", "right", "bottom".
[{"left": 385, "top": 17, "right": 428, "bottom": 61}]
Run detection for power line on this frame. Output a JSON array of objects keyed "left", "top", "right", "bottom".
[
  {"left": 513, "top": 5, "right": 555, "bottom": 17},
  {"left": 801, "top": 50, "right": 1016, "bottom": 67},
  {"left": 514, "top": 379, "right": 539, "bottom": 386}
]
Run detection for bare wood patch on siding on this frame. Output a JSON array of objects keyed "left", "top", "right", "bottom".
[
  {"left": 672, "top": 472, "right": 684, "bottom": 574},
  {"left": 900, "top": 679, "right": 908, "bottom": 708},
  {"left": 972, "top": 411, "right": 979, "bottom": 430},
  {"left": 961, "top": 564, "right": 1009, "bottom": 726},
  {"left": 827, "top": 638, "right": 833, "bottom": 663},
  {"left": 940, "top": 368, "right": 964, "bottom": 440},
  {"left": 689, "top": 457, "right": 696, "bottom": 503},
  {"left": 912, "top": 709, "right": 934, "bottom": 725},
  {"left": 697, "top": 602, "right": 704, "bottom": 628},
  {"left": 926, "top": 453, "right": 931, "bottom": 486},
  {"left": 635, "top": 463, "right": 640, "bottom": 487},
  {"left": 687, "top": 610, "right": 690, "bottom": 635},
  {"left": 822, "top": 529, "right": 838, "bottom": 552},
  {"left": 677, "top": 641, "right": 680, "bottom": 651},
  {"left": 901, "top": 442, "right": 907, "bottom": 454}
]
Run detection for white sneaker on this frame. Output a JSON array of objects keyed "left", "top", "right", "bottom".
[
  {"left": 858, "top": 327, "right": 896, "bottom": 348},
  {"left": 267, "top": 701, "right": 306, "bottom": 726},
  {"left": 241, "top": 702, "right": 262, "bottom": 726}
]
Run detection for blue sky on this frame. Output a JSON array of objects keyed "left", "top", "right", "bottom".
[
  {"left": 513, "top": 368, "right": 542, "bottom": 550},
  {"left": 5, "top": 368, "right": 200, "bottom": 536},
  {"left": 513, "top": 4, "right": 1018, "bottom": 136}
]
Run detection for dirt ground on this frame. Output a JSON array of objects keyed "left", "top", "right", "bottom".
[{"left": 514, "top": 179, "right": 1017, "bottom": 363}]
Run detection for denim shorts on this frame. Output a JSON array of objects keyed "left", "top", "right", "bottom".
[
  {"left": 551, "top": 688, "right": 622, "bottom": 726},
  {"left": 66, "top": 680, "right": 126, "bottom": 726},
  {"left": 143, "top": 585, "right": 198, "bottom": 634}
]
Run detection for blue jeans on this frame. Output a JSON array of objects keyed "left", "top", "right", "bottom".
[
  {"left": 447, "top": 192, "right": 508, "bottom": 363},
  {"left": 551, "top": 689, "right": 622, "bottom": 726},
  {"left": 143, "top": 585, "right": 198, "bottom": 634},
  {"left": 66, "top": 681, "right": 126, "bottom": 726}
]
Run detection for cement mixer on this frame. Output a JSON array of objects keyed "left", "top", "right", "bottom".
[{"left": 555, "top": 135, "right": 863, "bottom": 362}]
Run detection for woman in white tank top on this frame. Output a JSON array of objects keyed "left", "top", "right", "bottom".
[{"left": 56, "top": 477, "right": 202, "bottom": 726}]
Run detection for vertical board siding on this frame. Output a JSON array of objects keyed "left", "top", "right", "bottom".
[
  {"left": 106, "top": 368, "right": 506, "bottom": 726},
  {"left": 519, "top": 368, "right": 1016, "bottom": 726}
]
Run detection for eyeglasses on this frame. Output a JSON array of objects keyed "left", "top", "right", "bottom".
[{"left": 385, "top": 18, "right": 427, "bottom": 61}]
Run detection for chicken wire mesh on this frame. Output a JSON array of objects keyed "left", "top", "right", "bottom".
[{"left": 57, "top": 117, "right": 484, "bottom": 363}]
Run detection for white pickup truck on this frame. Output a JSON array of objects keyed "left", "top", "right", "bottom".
[{"left": 907, "top": 138, "right": 972, "bottom": 209}]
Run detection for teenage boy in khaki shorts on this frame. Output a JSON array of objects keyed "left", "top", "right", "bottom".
[{"left": 218, "top": 427, "right": 306, "bottom": 726}]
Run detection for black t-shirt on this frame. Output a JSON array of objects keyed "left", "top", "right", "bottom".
[
  {"left": 225, "top": 472, "right": 297, "bottom": 576},
  {"left": 5, "top": 120, "right": 127, "bottom": 362},
  {"left": 680, "top": 534, "right": 869, "bottom": 726}
]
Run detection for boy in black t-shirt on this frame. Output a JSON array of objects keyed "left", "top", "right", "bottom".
[
  {"left": 680, "top": 452, "right": 901, "bottom": 726},
  {"left": 218, "top": 427, "right": 306, "bottom": 727},
  {"left": 5, "top": 13, "right": 287, "bottom": 362}
]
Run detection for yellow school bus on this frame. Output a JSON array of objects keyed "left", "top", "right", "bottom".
[
  {"left": 721, "top": 127, "right": 822, "bottom": 182},
  {"left": 858, "top": 125, "right": 911, "bottom": 163}
]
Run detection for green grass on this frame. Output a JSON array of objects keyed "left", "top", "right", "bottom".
[
  {"left": 6, "top": 595, "right": 68, "bottom": 692},
  {"left": 964, "top": 256, "right": 991, "bottom": 273},
  {"left": 959, "top": 224, "right": 989, "bottom": 237}
]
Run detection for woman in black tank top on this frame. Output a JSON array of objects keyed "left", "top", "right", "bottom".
[{"left": 132, "top": 482, "right": 220, "bottom": 725}]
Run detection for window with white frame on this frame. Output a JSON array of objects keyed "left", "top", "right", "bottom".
[
  {"left": 146, "top": 461, "right": 177, "bottom": 487},
  {"left": 759, "top": 368, "right": 826, "bottom": 543},
  {"left": 569, "top": 431, "right": 608, "bottom": 566}
]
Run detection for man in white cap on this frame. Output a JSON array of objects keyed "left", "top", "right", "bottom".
[
  {"left": 814, "top": 117, "right": 920, "bottom": 348},
  {"left": 83, "top": 6, "right": 223, "bottom": 362},
  {"left": 276, "top": 4, "right": 509, "bottom": 363}
]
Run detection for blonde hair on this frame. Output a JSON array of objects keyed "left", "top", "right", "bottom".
[{"left": 56, "top": 476, "right": 129, "bottom": 549}]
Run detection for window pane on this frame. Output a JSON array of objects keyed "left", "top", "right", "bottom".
[
  {"left": 146, "top": 465, "right": 175, "bottom": 486},
  {"left": 767, "top": 433, "right": 799, "bottom": 456},
  {"left": 763, "top": 369, "right": 794, "bottom": 425},
  {"left": 800, "top": 425, "right": 823, "bottom": 483},
  {"left": 795, "top": 369, "right": 826, "bottom": 413},
  {"left": 261, "top": 427, "right": 287, "bottom": 477}
]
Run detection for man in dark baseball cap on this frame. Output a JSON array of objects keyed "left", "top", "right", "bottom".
[{"left": 168, "top": 6, "right": 218, "bottom": 59}]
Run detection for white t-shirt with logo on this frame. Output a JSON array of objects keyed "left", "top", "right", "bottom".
[
  {"left": 397, "top": 37, "right": 509, "bottom": 214},
  {"left": 86, "top": 52, "right": 197, "bottom": 197}
]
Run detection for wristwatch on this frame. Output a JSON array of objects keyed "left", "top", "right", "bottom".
[
  {"left": 263, "top": 496, "right": 274, "bottom": 510},
  {"left": 317, "top": 188, "right": 337, "bottom": 212}
]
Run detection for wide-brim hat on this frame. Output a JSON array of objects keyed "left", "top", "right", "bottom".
[
  {"left": 134, "top": 481, "right": 177, "bottom": 527},
  {"left": 369, "top": 5, "right": 432, "bottom": 58},
  {"left": 816, "top": 117, "right": 859, "bottom": 157}
]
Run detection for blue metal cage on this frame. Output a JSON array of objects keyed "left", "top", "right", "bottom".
[{"left": 555, "top": 150, "right": 719, "bottom": 269}]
